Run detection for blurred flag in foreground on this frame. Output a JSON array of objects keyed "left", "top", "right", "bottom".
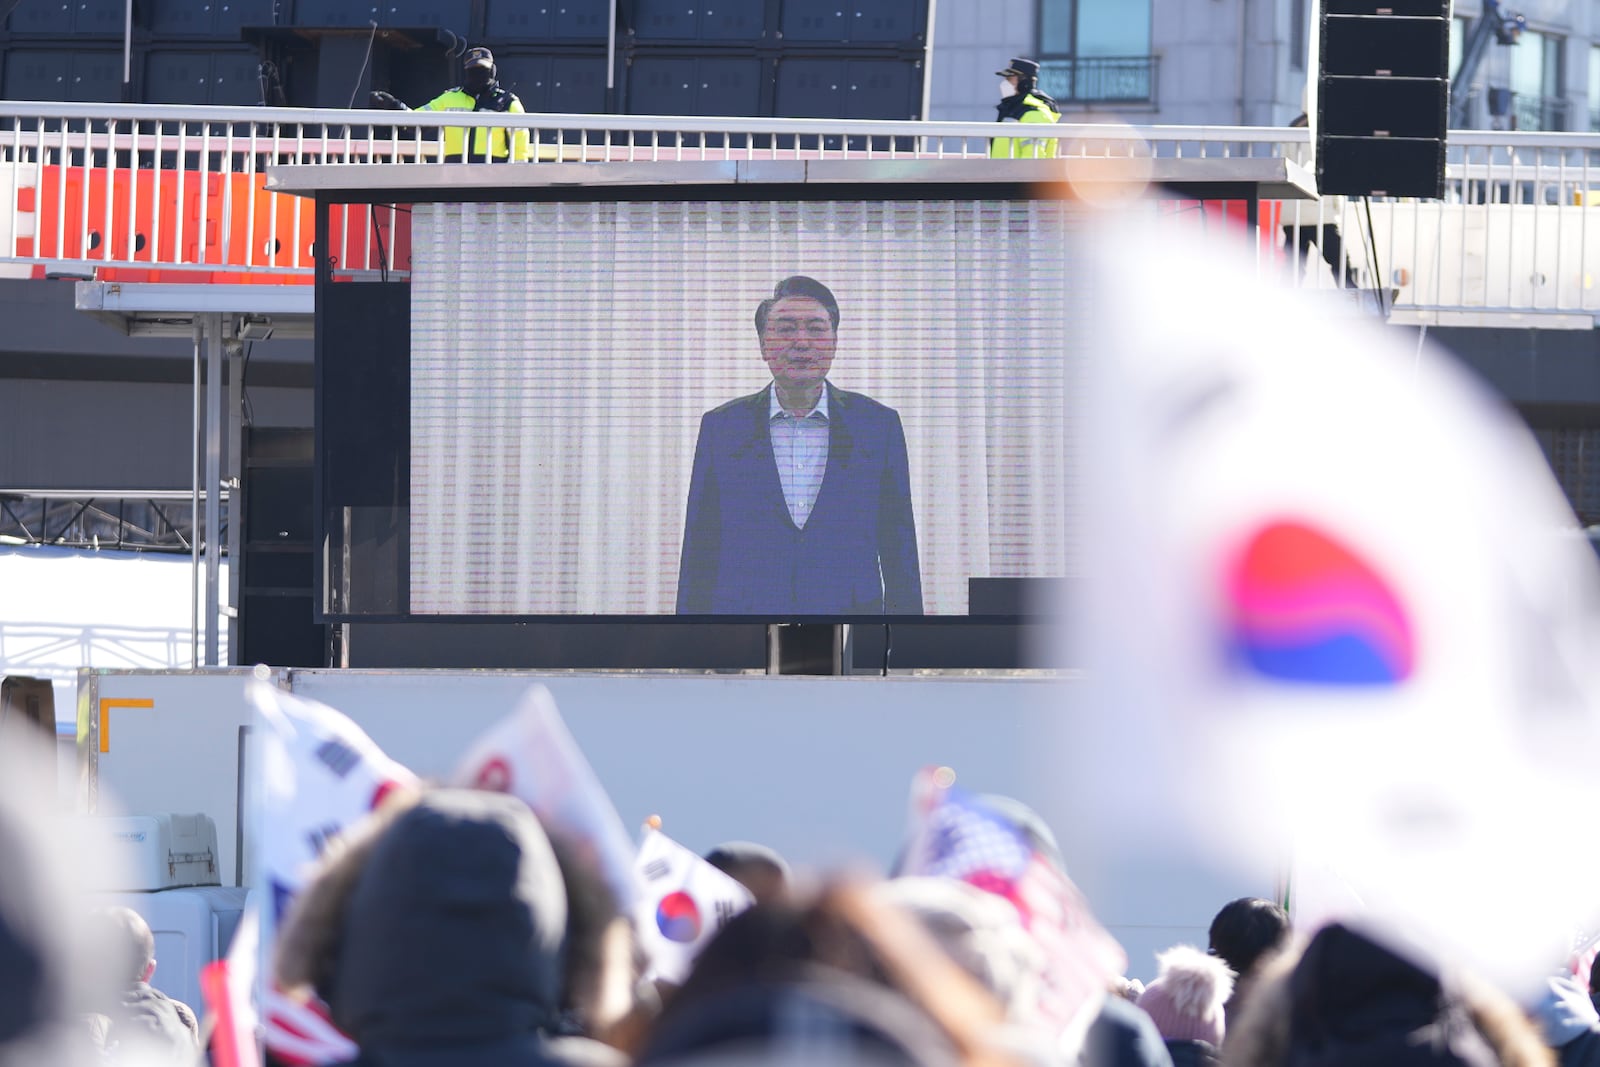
[
  {"left": 453, "top": 684, "right": 642, "bottom": 911},
  {"left": 1063, "top": 211, "right": 1600, "bottom": 991},
  {"left": 901, "top": 767, "right": 1125, "bottom": 1044},
  {"left": 201, "top": 904, "right": 261, "bottom": 1067},
  {"left": 258, "top": 988, "right": 357, "bottom": 1067},
  {"left": 250, "top": 679, "right": 416, "bottom": 1065},
  {"left": 634, "top": 826, "right": 755, "bottom": 982}
]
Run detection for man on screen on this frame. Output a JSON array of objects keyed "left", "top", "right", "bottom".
[{"left": 677, "top": 275, "right": 924, "bottom": 615}]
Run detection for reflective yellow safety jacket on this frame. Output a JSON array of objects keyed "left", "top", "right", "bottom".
[
  {"left": 989, "top": 93, "right": 1060, "bottom": 159},
  {"left": 419, "top": 86, "right": 532, "bottom": 162}
]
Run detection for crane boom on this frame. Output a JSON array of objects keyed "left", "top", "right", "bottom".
[{"left": 1448, "top": 0, "right": 1526, "bottom": 128}]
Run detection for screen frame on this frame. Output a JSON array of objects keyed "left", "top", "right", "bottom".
[{"left": 313, "top": 176, "right": 1078, "bottom": 626}]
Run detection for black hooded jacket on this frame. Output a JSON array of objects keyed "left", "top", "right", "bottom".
[
  {"left": 996, "top": 83, "right": 1058, "bottom": 122},
  {"left": 305, "top": 790, "right": 621, "bottom": 1067},
  {"left": 1282, "top": 925, "right": 1501, "bottom": 1067},
  {"left": 1166, "top": 1039, "right": 1222, "bottom": 1067},
  {"left": 1081, "top": 995, "right": 1176, "bottom": 1067}
]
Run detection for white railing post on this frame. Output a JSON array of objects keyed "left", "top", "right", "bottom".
[{"left": 0, "top": 103, "right": 1592, "bottom": 322}]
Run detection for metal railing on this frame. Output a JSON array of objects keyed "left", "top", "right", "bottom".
[
  {"left": 1038, "top": 56, "right": 1160, "bottom": 105},
  {"left": 3, "top": 102, "right": 1600, "bottom": 323},
  {"left": 1281, "top": 131, "right": 1600, "bottom": 325},
  {"left": 0, "top": 102, "right": 1295, "bottom": 279},
  {"left": 1512, "top": 93, "right": 1569, "bottom": 132}
]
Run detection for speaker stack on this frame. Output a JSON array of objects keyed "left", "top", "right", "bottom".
[{"left": 1318, "top": 0, "right": 1450, "bottom": 199}]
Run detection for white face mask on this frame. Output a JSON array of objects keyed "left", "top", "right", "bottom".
[{"left": 999, "top": 79, "right": 1018, "bottom": 99}]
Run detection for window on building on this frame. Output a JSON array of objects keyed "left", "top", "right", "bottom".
[
  {"left": 1291, "top": 0, "right": 1309, "bottom": 70},
  {"left": 1036, "top": 0, "right": 1155, "bottom": 105},
  {"left": 1509, "top": 30, "right": 1566, "bottom": 130},
  {"left": 1589, "top": 44, "right": 1600, "bottom": 131}
]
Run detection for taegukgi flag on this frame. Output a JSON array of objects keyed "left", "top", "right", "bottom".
[
  {"left": 633, "top": 827, "right": 755, "bottom": 982},
  {"left": 202, "top": 901, "right": 353, "bottom": 1067},
  {"left": 249, "top": 679, "right": 416, "bottom": 1065},
  {"left": 453, "top": 684, "right": 642, "bottom": 911},
  {"left": 1060, "top": 211, "right": 1600, "bottom": 991},
  {"left": 200, "top": 902, "right": 262, "bottom": 1067}
]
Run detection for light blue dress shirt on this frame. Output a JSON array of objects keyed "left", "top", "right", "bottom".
[{"left": 768, "top": 386, "right": 830, "bottom": 528}]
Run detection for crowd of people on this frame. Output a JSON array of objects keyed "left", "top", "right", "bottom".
[{"left": 7, "top": 770, "right": 1599, "bottom": 1067}]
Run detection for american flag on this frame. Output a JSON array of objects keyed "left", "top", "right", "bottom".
[
  {"left": 916, "top": 791, "right": 1034, "bottom": 884},
  {"left": 902, "top": 768, "right": 1125, "bottom": 1042}
]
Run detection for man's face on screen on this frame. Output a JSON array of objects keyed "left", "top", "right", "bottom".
[{"left": 760, "top": 296, "right": 837, "bottom": 388}]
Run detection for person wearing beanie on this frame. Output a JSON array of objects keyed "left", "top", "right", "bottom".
[{"left": 1136, "top": 945, "right": 1234, "bottom": 1067}]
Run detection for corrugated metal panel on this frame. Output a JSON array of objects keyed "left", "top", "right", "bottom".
[
  {"left": 484, "top": 0, "right": 609, "bottom": 41},
  {"left": 291, "top": 0, "right": 471, "bottom": 29},
  {"left": 774, "top": 56, "right": 920, "bottom": 120},
  {"left": 1, "top": 380, "right": 196, "bottom": 489},
  {"left": 144, "top": 49, "right": 264, "bottom": 107},
  {"left": 8, "top": 0, "right": 126, "bottom": 36},
  {"left": 778, "top": 0, "right": 923, "bottom": 44},
  {"left": 495, "top": 51, "right": 608, "bottom": 113},
  {"left": 2, "top": 49, "right": 123, "bottom": 102},
  {"left": 0, "top": 378, "right": 313, "bottom": 489},
  {"left": 145, "top": 0, "right": 278, "bottom": 38},
  {"left": 631, "top": 0, "right": 766, "bottom": 42},
  {"left": 625, "top": 55, "right": 764, "bottom": 116}
]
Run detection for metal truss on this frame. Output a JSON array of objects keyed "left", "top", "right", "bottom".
[{"left": 0, "top": 490, "right": 225, "bottom": 553}]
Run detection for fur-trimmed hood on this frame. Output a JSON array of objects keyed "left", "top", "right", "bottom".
[{"left": 275, "top": 789, "right": 582, "bottom": 1066}]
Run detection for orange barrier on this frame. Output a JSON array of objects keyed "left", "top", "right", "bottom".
[
  {"left": 1159, "top": 199, "right": 1287, "bottom": 260},
  {"left": 19, "top": 164, "right": 410, "bottom": 284}
]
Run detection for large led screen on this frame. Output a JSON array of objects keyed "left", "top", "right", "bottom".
[{"left": 409, "top": 198, "right": 1079, "bottom": 617}]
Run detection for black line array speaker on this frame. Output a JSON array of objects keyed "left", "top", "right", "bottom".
[
  {"left": 240, "top": 428, "right": 326, "bottom": 668},
  {"left": 1317, "top": 2, "right": 1449, "bottom": 198}
]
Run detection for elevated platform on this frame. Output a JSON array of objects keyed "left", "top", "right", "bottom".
[
  {"left": 74, "top": 282, "right": 315, "bottom": 339},
  {"left": 264, "top": 156, "right": 1319, "bottom": 204}
]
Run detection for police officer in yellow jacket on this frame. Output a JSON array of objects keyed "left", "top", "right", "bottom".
[
  {"left": 990, "top": 57, "right": 1060, "bottom": 159},
  {"left": 370, "top": 47, "right": 532, "bottom": 162}
]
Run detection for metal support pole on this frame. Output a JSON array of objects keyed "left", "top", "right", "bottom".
[
  {"left": 122, "top": 0, "right": 134, "bottom": 102},
  {"left": 191, "top": 320, "right": 203, "bottom": 666},
  {"left": 1247, "top": 192, "right": 1262, "bottom": 276},
  {"left": 606, "top": 0, "right": 619, "bottom": 113},
  {"left": 205, "top": 313, "right": 224, "bottom": 667},
  {"left": 919, "top": 0, "right": 937, "bottom": 121},
  {"left": 226, "top": 332, "right": 245, "bottom": 664}
]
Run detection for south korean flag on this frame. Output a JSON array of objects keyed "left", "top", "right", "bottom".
[{"left": 634, "top": 827, "right": 755, "bottom": 983}]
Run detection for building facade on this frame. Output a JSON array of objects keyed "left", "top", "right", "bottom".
[
  {"left": 928, "top": 0, "right": 1310, "bottom": 125},
  {"left": 927, "top": 0, "right": 1600, "bottom": 132}
]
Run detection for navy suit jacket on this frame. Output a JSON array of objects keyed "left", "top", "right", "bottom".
[{"left": 676, "top": 382, "right": 923, "bottom": 615}]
